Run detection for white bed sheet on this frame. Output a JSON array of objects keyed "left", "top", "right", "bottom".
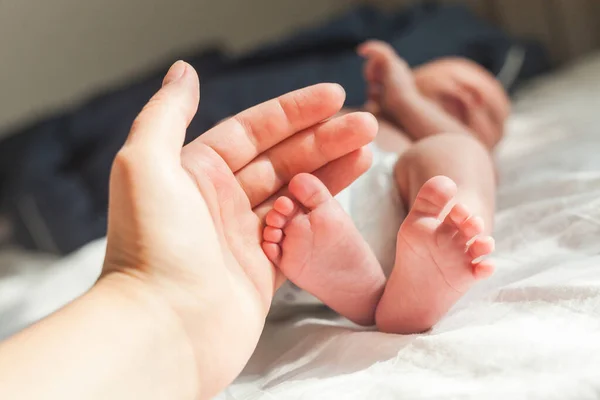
[{"left": 2, "top": 54, "right": 600, "bottom": 399}]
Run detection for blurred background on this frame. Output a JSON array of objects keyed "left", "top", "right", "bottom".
[
  {"left": 2, "top": 0, "right": 599, "bottom": 136},
  {"left": 0, "top": 0, "right": 598, "bottom": 254},
  {"left": 0, "top": 0, "right": 353, "bottom": 134}
]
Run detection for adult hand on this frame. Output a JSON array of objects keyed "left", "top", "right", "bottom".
[{"left": 102, "top": 61, "right": 377, "bottom": 398}]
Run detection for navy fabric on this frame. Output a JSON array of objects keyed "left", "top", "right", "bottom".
[{"left": 0, "top": 4, "right": 550, "bottom": 254}]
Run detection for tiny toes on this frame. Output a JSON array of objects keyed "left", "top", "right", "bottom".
[
  {"left": 460, "top": 216, "right": 485, "bottom": 242},
  {"left": 262, "top": 242, "right": 282, "bottom": 265},
  {"left": 273, "top": 196, "right": 297, "bottom": 216},
  {"left": 411, "top": 176, "right": 458, "bottom": 218},
  {"left": 263, "top": 226, "right": 283, "bottom": 243},
  {"left": 473, "top": 260, "right": 495, "bottom": 280},
  {"left": 469, "top": 236, "right": 495, "bottom": 261},
  {"left": 449, "top": 203, "right": 471, "bottom": 226},
  {"left": 447, "top": 203, "right": 485, "bottom": 245},
  {"left": 266, "top": 210, "right": 288, "bottom": 229},
  {"left": 288, "top": 173, "right": 333, "bottom": 211},
  {"left": 439, "top": 214, "right": 460, "bottom": 239}
]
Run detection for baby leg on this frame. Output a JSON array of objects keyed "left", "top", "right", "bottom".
[
  {"left": 377, "top": 133, "right": 496, "bottom": 334},
  {"left": 395, "top": 133, "right": 495, "bottom": 231}
]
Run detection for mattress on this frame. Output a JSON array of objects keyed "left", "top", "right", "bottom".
[{"left": 2, "top": 53, "right": 600, "bottom": 399}]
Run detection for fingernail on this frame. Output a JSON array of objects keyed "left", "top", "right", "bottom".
[
  {"left": 162, "top": 60, "right": 187, "bottom": 87},
  {"left": 333, "top": 83, "right": 346, "bottom": 96}
]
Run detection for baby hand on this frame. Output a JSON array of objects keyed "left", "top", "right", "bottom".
[{"left": 358, "top": 40, "right": 418, "bottom": 110}]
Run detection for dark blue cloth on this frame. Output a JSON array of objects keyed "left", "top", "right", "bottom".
[{"left": 0, "top": 4, "right": 550, "bottom": 254}]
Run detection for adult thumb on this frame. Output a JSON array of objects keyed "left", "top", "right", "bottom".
[{"left": 125, "top": 61, "right": 200, "bottom": 159}]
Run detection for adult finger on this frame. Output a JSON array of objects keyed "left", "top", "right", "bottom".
[
  {"left": 183, "top": 83, "right": 346, "bottom": 172},
  {"left": 237, "top": 112, "right": 377, "bottom": 207},
  {"left": 125, "top": 61, "right": 199, "bottom": 159},
  {"left": 253, "top": 146, "right": 373, "bottom": 219}
]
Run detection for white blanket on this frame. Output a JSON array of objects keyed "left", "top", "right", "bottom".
[{"left": 2, "top": 54, "right": 600, "bottom": 399}]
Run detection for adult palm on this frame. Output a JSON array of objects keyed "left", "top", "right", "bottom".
[{"left": 102, "top": 61, "right": 376, "bottom": 398}]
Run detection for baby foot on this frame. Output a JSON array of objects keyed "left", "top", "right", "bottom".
[
  {"left": 262, "top": 173, "right": 386, "bottom": 326},
  {"left": 357, "top": 40, "right": 417, "bottom": 121},
  {"left": 376, "top": 176, "right": 495, "bottom": 334}
]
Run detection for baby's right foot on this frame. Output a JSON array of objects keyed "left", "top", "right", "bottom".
[{"left": 262, "top": 173, "right": 386, "bottom": 326}]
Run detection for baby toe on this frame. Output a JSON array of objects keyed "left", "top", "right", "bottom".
[
  {"left": 473, "top": 260, "right": 495, "bottom": 280},
  {"left": 288, "top": 173, "right": 333, "bottom": 211},
  {"left": 460, "top": 216, "right": 485, "bottom": 242},
  {"left": 449, "top": 203, "right": 471, "bottom": 226},
  {"left": 266, "top": 209, "right": 288, "bottom": 229},
  {"left": 436, "top": 214, "right": 460, "bottom": 246},
  {"left": 273, "top": 196, "right": 297, "bottom": 216},
  {"left": 263, "top": 226, "right": 283, "bottom": 243},
  {"left": 469, "top": 236, "right": 495, "bottom": 261},
  {"left": 262, "top": 242, "right": 282, "bottom": 265},
  {"left": 411, "top": 176, "right": 458, "bottom": 218}
]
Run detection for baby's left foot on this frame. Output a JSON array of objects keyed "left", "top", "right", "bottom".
[{"left": 376, "top": 176, "right": 495, "bottom": 334}]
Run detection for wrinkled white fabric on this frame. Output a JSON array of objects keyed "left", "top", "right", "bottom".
[{"left": 1, "top": 54, "right": 600, "bottom": 399}]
